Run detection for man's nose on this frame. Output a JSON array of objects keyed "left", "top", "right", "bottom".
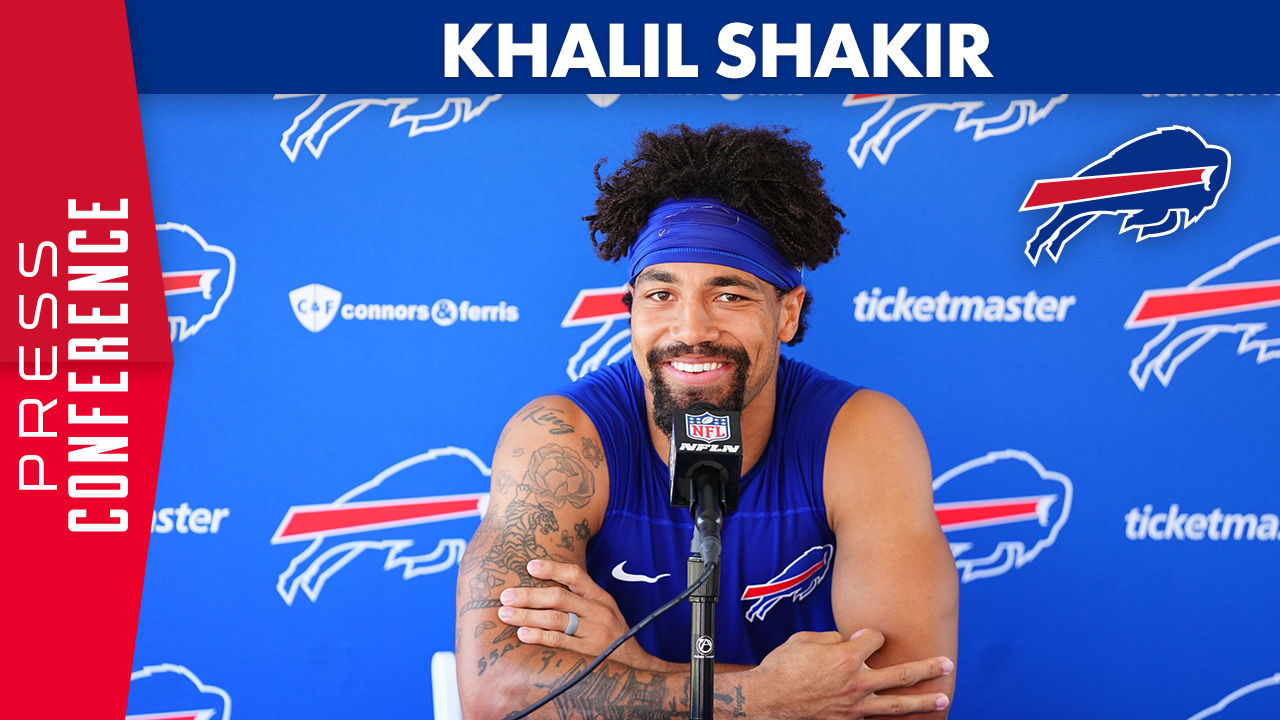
[{"left": 668, "top": 298, "right": 720, "bottom": 346}]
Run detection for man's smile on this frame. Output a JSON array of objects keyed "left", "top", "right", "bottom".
[{"left": 662, "top": 357, "right": 735, "bottom": 386}]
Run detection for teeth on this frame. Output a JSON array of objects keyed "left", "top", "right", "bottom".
[{"left": 672, "top": 361, "right": 724, "bottom": 374}]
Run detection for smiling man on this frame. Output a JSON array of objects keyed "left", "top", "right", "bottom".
[{"left": 455, "top": 124, "right": 958, "bottom": 719}]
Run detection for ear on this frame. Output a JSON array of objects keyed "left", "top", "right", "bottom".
[{"left": 778, "top": 286, "right": 806, "bottom": 343}]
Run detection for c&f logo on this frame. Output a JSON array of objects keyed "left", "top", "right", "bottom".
[
  {"left": 288, "top": 283, "right": 517, "bottom": 332},
  {"left": 290, "top": 283, "right": 342, "bottom": 333}
]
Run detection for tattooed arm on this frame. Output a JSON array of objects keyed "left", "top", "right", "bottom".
[
  {"left": 456, "top": 396, "right": 745, "bottom": 719},
  {"left": 456, "top": 396, "right": 951, "bottom": 720}
]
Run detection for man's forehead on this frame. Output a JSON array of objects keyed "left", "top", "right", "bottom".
[{"left": 633, "top": 262, "right": 766, "bottom": 290}]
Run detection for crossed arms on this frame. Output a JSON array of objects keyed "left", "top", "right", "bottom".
[{"left": 454, "top": 392, "right": 957, "bottom": 719}]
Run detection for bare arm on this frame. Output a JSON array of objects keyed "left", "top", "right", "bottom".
[
  {"left": 825, "top": 390, "right": 960, "bottom": 719},
  {"left": 455, "top": 396, "right": 752, "bottom": 719}
]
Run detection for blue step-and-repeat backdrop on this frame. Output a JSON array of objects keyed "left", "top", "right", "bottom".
[{"left": 129, "top": 94, "right": 1279, "bottom": 719}]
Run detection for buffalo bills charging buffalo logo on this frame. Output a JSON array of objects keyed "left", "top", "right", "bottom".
[
  {"left": 741, "top": 544, "right": 834, "bottom": 622},
  {"left": 275, "top": 94, "right": 503, "bottom": 161},
  {"left": 844, "top": 94, "right": 1067, "bottom": 169},
  {"left": 157, "top": 222, "right": 235, "bottom": 343},
  {"left": 1021, "top": 126, "right": 1230, "bottom": 265},
  {"left": 560, "top": 286, "right": 631, "bottom": 380},
  {"left": 127, "top": 663, "right": 231, "bottom": 720},
  {"left": 1126, "top": 236, "right": 1280, "bottom": 390},
  {"left": 272, "top": 447, "right": 489, "bottom": 605},
  {"left": 933, "top": 450, "right": 1072, "bottom": 583}
]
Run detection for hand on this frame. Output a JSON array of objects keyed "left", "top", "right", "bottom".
[
  {"left": 498, "top": 559, "right": 671, "bottom": 671},
  {"left": 751, "top": 628, "right": 953, "bottom": 719}
]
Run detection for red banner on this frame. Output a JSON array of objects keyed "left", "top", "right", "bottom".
[{"left": 2, "top": 1, "right": 171, "bottom": 716}]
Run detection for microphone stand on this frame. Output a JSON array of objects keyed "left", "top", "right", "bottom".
[{"left": 688, "top": 470, "right": 724, "bottom": 720}]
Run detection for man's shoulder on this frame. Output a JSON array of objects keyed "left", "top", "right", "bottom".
[
  {"left": 823, "top": 388, "right": 933, "bottom": 533},
  {"left": 830, "top": 389, "right": 916, "bottom": 443}
]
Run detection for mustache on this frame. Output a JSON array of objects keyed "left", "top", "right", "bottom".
[{"left": 646, "top": 342, "right": 750, "bottom": 368}]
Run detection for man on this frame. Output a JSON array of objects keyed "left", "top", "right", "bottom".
[{"left": 455, "top": 124, "right": 958, "bottom": 719}]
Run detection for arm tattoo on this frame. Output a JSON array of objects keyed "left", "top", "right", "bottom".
[
  {"left": 540, "top": 659, "right": 673, "bottom": 720},
  {"left": 459, "top": 441, "right": 596, "bottom": 621},
  {"left": 580, "top": 437, "right": 604, "bottom": 467}
]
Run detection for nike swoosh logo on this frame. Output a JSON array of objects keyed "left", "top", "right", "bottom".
[{"left": 612, "top": 561, "right": 670, "bottom": 584}]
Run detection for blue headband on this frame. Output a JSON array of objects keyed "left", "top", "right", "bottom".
[{"left": 626, "top": 197, "right": 803, "bottom": 290}]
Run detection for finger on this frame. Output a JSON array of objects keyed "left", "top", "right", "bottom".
[
  {"left": 846, "top": 627, "right": 886, "bottom": 664},
  {"left": 500, "top": 586, "right": 590, "bottom": 615},
  {"left": 527, "top": 560, "right": 608, "bottom": 601},
  {"left": 857, "top": 691, "right": 950, "bottom": 716},
  {"left": 788, "top": 630, "right": 845, "bottom": 645},
  {"left": 514, "top": 625, "right": 581, "bottom": 652},
  {"left": 497, "top": 606, "right": 573, "bottom": 633},
  {"left": 863, "top": 657, "right": 955, "bottom": 692}
]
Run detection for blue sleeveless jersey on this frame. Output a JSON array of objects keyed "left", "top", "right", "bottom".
[{"left": 554, "top": 355, "right": 861, "bottom": 665}]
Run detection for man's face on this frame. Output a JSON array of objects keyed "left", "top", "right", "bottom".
[{"left": 629, "top": 262, "right": 803, "bottom": 436}]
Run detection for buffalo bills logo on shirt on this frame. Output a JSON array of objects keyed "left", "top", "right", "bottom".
[
  {"left": 686, "top": 412, "right": 731, "bottom": 442},
  {"left": 741, "top": 544, "right": 834, "bottom": 622}
]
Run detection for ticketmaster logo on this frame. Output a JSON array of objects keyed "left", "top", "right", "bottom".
[
  {"left": 853, "top": 287, "right": 1076, "bottom": 323},
  {"left": 290, "top": 283, "right": 518, "bottom": 333},
  {"left": 1124, "top": 504, "right": 1280, "bottom": 541}
]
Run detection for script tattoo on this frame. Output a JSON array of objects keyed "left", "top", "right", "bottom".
[
  {"left": 521, "top": 404, "right": 576, "bottom": 435},
  {"left": 673, "top": 678, "right": 747, "bottom": 718}
]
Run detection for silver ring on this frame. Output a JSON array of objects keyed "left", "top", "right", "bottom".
[{"left": 564, "top": 611, "right": 580, "bottom": 637}]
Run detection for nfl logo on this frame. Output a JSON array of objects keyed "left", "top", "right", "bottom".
[{"left": 686, "top": 412, "right": 731, "bottom": 442}]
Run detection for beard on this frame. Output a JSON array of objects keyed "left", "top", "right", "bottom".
[{"left": 646, "top": 341, "right": 752, "bottom": 438}]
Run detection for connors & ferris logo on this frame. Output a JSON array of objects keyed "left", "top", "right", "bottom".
[{"left": 289, "top": 282, "right": 518, "bottom": 333}]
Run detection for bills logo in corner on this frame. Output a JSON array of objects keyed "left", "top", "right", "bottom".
[
  {"left": 158, "top": 222, "right": 235, "bottom": 343},
  {"left": 933, "top": 449, "right": 1072, "bottom": 583},
  {"left": 272, "top": 447, "right": 489, "bottom": 605},
  {"left": 561, "top": 286, "right": 630, "bottom": 380},
  {"left": 127, "top": 663, "right": 231, "bottom": 720},
  {"left": 844, "top": 94, "right": 1067, "bottom": 169},
  {"left": 1126, "top": 236, "right": 1280, "bottom": 389},
  {"left": 1021, "top": 126, "right": 1230, "bottom": 265}
]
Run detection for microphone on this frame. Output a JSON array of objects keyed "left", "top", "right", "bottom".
[{"left": 669, "top": 403, "right": 742, "bottom": 565}]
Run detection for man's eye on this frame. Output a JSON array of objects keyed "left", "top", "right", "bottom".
[
  {"left": 718, "top": 293, "right": 744, "bottom": 302},
  {"left": 648, "top": 291, "right": 672, "bottom": 301}
]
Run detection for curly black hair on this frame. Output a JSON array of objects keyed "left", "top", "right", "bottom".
[{"left": 584, "top": 123, "right": 847, "bottom": 345}]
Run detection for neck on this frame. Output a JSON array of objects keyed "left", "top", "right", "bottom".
[{"left": 646, "top": 367, "right": 779, "bottom": 476}]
